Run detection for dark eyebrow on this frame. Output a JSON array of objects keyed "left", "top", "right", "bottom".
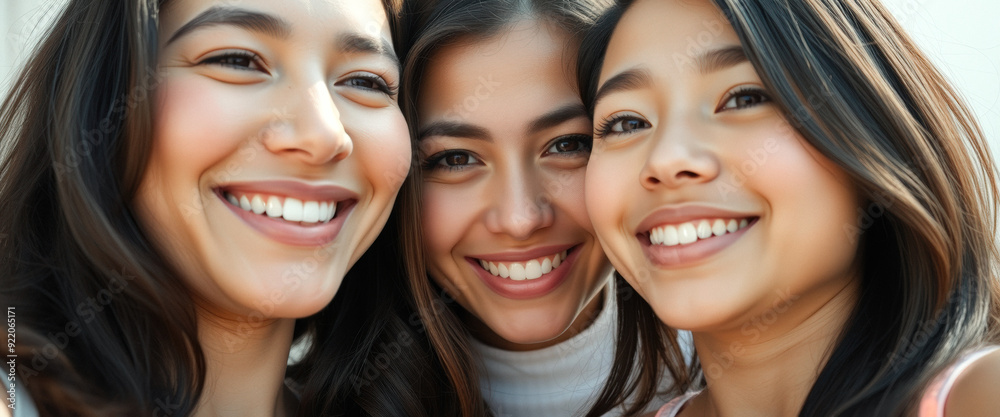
[
  {"left": 696, "top": 45, "right": 748, "bottom": 74},
  {"left": 527, "top": 103, "right": 589, "bottom": 134},
  {"left": 338, "top": 33, "right": 400, "bottom": 69},
  {"left": 593, "top": 67, "right": 653, "bottom": 108},
  {"left": 167, "top": 7, "right": 291, "bottom": 45},
  {"left": 418, "top": 121, "right": 492, "bottom": 142}
]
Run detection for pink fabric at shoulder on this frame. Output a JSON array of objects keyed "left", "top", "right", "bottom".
[
  {"left": 655, "top": 391, "right": 700, "bottom": 417},
  {"left": 918, "top": 345, "right": 1000, "bottom": 417}
]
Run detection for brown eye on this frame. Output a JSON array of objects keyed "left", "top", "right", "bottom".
[
  {"left": 718, "top": 87, "right": 771, "bottom": 111},
  {"left": 595, "top": 115, "right": 651, "bottom": 139},
  {"left": 421, "top": 150, "right": 482, "bottom": 172},
  {"left": 201, "top": 51, "right": 265, "bottom": 72},
  {"left": 445, "top": 153, "right": 471, "bottom": 166},
  {"left": 545, "top": 134, "right": 593, "bottom": 155},
  {"left": 338, "top": 74, "right": 396, "bottom": 96}
]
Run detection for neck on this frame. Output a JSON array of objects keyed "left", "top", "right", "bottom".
[
  {"left": 190, "top": 304, "right": 297, "bottom": 417},
  {"left": 689, "top": 280, "right": 858, "bottom": 417}
]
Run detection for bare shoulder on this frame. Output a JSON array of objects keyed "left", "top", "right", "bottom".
[{"left": 943, "top": 348, "right": 1000, "bottom": 416}]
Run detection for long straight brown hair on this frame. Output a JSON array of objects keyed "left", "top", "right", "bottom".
[
  {"left": 578, "top": 0, "right": 1000, "bottom": 415},
  {"left": 0, "top": 0, "right": 445, "bottom": 415}
]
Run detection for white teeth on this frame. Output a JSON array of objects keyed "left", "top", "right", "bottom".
[
  {"left": 663, "top": 225, "right": 679, "bottom": 246},
  {"left": 696, "top": 220, "right": 713, "bottom": 239},
  {"left": 224, "top": 192, "right": 338, "bottom": 224},
  {"left": 712, "top": 219, "right": 727, "bottom": 236},
  {"left": 525, "top": 260, "right": 542, "bottom": 280},
  {"left": 302, "top": 201, "right": 319, "bottom": 223},
  {"left": 266, "top": 196, "right": 282, "bottom": 218},
  {"left": 678, "top": 223, "right": 698, "bottom": 244},
  {"left": 476, "top": 250, "right": 569, "bottom": 281},
  {"left": 251, "top": 195, "right": 266, "bottom": 214},
  {"left": 319, "top": 202, "right": 329, "bottom": 221},
  {"left": 283, "top": 198, "right": 303, "bottom": 222},
  {"left": 509, "top": 264, "right": 526, "bottom": 281},
  {"left": 648, "top": 218, "right": 753, "bottom": 247}
]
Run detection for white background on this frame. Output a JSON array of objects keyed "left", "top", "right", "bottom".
[{"left": 1, "top": 0, "right": 998, "bottom": 151}]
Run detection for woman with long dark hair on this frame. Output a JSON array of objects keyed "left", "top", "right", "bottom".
[
  {"left": 0, "top": 0, "right": 446, "bottom": 415},
  {"left": 398, "top": 0, "right": 692, "bottom": 415},
  {"left": 577, "top": 0, "right": 1000, "bottom": 415}
]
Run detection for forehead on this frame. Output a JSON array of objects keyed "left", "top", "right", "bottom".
[
  {"left": 418, "top": 20, "right": 579, "bottom": 123},
  {"left": 601, "top": 0, "right": 739, "bottom": 81},
  {"left": 159, "top": 0, "right": 390, "bottom": 40}
]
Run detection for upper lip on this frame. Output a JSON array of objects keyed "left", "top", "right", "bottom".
[
  {"left": 469, "top": 244, "right": 577, "bottom": 262},
  {"left": 636, "top": 204, "right": 758, "bottom": 233},
  {"left": 216, "top": 180, "right": 358, "bottom": 202}
]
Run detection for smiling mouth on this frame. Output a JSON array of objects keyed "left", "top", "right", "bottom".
[
  {"left": 644, "top": 217, "right": 758, "bottom": 246},
  {"left": 472, "top": 247, "right": 575, "bottom": 281},
  {"left": 218, "top": 189, "right": 354, "bottom": 225}
]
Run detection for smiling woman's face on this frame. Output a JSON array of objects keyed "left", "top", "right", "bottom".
[
  {"left": 417, "top": 20, "right": 611, "bottom": 348},
  {"left": 135, "top": 0, "right": 409, "bottom": 319},
  {"left": 587, "top": 0, "right": 861, "bottom": 333}
]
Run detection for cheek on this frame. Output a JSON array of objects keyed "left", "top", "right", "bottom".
[
  {"left": 420, "top": 185, "right": 469, "bottom": 260},
  {"left": 150, "top": 78, "right": 261, "bottom": 188},
  {"left": 750, "top": 137, "right": 861, "bottom": 279},
  {"left": 585, "top": 153, "right": 630, "bottom": 236},
  {"left": 546, "top": 167, "right": 593, "bottom": 232},
  {"left": 353, "top": 112, "right": 411, "bottom": 193}
]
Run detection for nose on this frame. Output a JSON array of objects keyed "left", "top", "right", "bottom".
[
  {"left": 640, "top": 122, "right": 720, "bottom": 190},
  {"left": 484, "top": 167, "right": 555, "bottom": 240},
  {"left": 263, "top": 80, "right": 352, "bottom": 165}
]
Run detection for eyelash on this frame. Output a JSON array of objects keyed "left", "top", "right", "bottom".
[
  {"left": 198, "top": 52, "right": 397, "bottom": 96},
  {"left": 421, "top": 150, "right": 481, "bottom": 172},
  {"left": 594, "top": 114, "right": 649, "bottom": 140},
  {"left": 200, "top": 51, "right": 265, "bottom": 72},
  {"left": 341, "top": 73, "right": 398, "bottom": 96},
  {"left": 594, "top": 87, "right": 772, "bottom": 139},
  {"left": 717, "top": 86, "right": 771, "bottom": 112}
]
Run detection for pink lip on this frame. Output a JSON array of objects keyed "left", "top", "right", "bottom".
[
  {"left": 466, "top": 245, "right": 580, "bottom": 300},
  {"left": 638, "top": 218, "right": 758, "bottom": 268},
  {"left": 215, "top": 181, "right": 358, "bottom": 247},
  {"left": 636, "top": 204, "right": 757, "bottom": 233},
  {"left": 470, "top": 244, "right": 576, "bottom": 262}
]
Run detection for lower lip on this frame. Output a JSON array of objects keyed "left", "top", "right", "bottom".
[
  {"left": 640, "top": 220, "right": 756, "bottom": 268},
  {"left": 467, "top": 247, "right": 580, "bottom": 300},
  {"left": 219, "top": 194, "right": 355, "bottom": 247}
]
